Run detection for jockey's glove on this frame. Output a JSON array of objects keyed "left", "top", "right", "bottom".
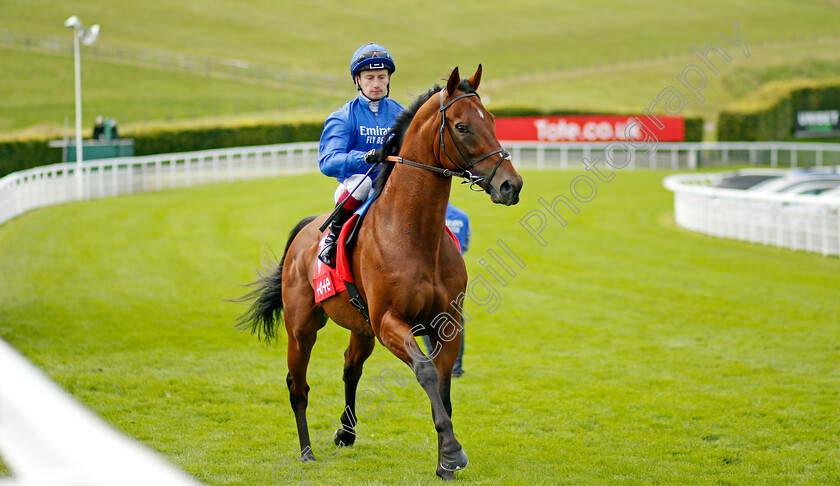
[{"left": 364, "top": 148, "right": 383, "bottom": 164}]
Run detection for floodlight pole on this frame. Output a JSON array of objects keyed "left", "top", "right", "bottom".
[
  {"left": 72, "top": 25, "right": 83, "bottom": 199},
  {"left": 66, "top": 15, "right": 98, "bottom": 199}
]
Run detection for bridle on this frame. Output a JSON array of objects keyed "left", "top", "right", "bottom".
[{"left": 386, "top": 90, "right": 510, "bottom": 192}]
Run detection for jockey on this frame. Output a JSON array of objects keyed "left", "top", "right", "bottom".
[{"left": 317, "top": 42, "right": 405, "bottom": 267}]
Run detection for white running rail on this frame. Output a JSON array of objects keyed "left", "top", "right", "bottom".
[
  {"left": 0, "top": 142, "right": 320, "bottom": 227},
  {"left": 4, "top": 141, "right": 840, "bottom": 227},
  {"left": 503, "top": 141, "right": 840, "bottom": 171},
  {"left": 663, "top": 171, "right": 840, "bottom": 257}
]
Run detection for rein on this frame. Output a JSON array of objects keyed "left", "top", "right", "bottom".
[
  {"left": 385, "top": 90, "right": 510, "bottom": 192},
  {"left": 385, "top": 155, "right": 485, "bottom": 187}
]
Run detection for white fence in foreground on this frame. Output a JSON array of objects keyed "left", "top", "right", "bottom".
[
  {"left": 0, "top": 142, "right": 320, "bottom": 483},
  {"left": 0, "top": 339, "right": 203, "bottom": 485},
  {"left": 663, "top": 172, "right": 840, "bottom": 257}
]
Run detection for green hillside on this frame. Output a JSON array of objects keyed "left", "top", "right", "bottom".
[{"left": 2, "top": 0, "right": 840, "bottom": 138}]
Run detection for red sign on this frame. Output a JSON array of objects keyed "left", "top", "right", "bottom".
[{"left": 494, "top": 115, "right": 685, "bottom": 142}]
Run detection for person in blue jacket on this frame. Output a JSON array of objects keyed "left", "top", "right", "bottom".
[
  {"left": 422, "top": 202, "right": 471, "bottom": 377},
  {"left": 317, "top": 43, "right": 405, "bottom": 267}
]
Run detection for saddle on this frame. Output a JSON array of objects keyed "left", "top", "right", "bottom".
[
  {"left": 312, "top": 195, "right": 461, "bottom": 324},
  {"left": 312, "top": 196, "right": 375, "bottom": 321}
]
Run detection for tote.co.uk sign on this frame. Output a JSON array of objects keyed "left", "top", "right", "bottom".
[{"left": 494, "top": 115, "right": 685, "bottom": 142}]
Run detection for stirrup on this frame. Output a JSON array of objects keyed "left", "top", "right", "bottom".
[{"left": 318, "top": 237, "right": 337, "bottom": 267}]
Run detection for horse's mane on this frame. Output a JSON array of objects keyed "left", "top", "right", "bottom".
[{"left": 373, "top": 79, "right": 476, "bottom": 194}]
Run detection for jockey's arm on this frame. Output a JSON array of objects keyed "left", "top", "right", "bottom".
[{"left": 319, "top": 115, "right": 368, "bottom": 180}]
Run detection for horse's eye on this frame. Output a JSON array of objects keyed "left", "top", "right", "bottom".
[{"left": 455, "top": 123, "right": 468, "bottom": 134}]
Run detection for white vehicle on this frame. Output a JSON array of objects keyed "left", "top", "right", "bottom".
[
  {"left": 713, "top": 169, "right": 785, "bottom": 190},
  {"left": 745, "top": 168, "right": 840, "bottom": 195},
  {"left": 818, "top": 185, "right": 840, "bottom": 198}
]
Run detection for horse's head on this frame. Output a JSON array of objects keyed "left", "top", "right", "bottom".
[{"left": 437, "top": 65, "right": 523, "bottom": 206}]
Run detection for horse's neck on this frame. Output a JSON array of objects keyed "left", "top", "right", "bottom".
[
  {"left": 375, "top": 163, "right": 452, "bottom": 253},
  {"left": 372, "top": 100, "right": 453, "bottom": 255}
]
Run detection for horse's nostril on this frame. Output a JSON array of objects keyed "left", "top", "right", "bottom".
[{"left": 500, "top": 180, "right": 513, "bottom": 195}]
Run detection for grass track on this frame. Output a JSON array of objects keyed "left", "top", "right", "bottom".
[{"left": 0, "top": 170, "right": 839, "bottom": 484}]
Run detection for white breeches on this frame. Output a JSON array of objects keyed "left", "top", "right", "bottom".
[{"left": 334, "top": 173, "right": 374, "bottom": 204}]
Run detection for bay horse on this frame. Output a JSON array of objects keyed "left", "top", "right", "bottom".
[{"left": 237, "top": 65, "right": 523, "bottom": 480}]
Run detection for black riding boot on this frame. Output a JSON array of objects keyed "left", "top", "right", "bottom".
[{"left": 318, "top": 206, "right": 351, "bottom": 267}]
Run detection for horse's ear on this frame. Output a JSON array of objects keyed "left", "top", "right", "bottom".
[
  {"left": 446, "top": 67, "right": 460, "bottom": 96},
  {"left": 468, "top": 64, "right": 482, "bottom": 91}
]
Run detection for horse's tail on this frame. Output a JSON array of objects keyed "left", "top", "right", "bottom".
[{"left": 235, "top": 215, "right": 318, "bottom": 342}]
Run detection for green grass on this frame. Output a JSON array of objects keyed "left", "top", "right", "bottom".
[
  {"left": 0, "top": 48, "right": 345, "bottom": 136},
  {"left": 2, "top": 0, "right": 840, "bottom": 137},
  {"left": 485, "top": 38, "right": 840, "bottom": 121},
  {"left": 1, "top": 170, "right": 838, "bottom": 484}
]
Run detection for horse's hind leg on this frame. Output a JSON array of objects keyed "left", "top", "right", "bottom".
[
  {"left": 334, "top": 332, "right": 376, "bottom": 446},
  {"left": 284, "top": 304, "right": 326, "bottom": 462}
]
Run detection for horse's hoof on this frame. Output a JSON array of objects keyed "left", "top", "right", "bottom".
[
  {"left": 334, "top": 428, "right": 356, "bottom": 446},
  {"left": 439, "top": 447, "right": 469, "bottom": 472},
  {"left": 299, "top": 449, "right": 317, "bottom": 462},
  {"left": 436, "top": 465, "right": 456, "bottom": 481}
]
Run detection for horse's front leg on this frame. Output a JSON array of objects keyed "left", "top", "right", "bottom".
[
  {"left": 379, "top": 311, "right": 468, "bottom": 480},
  {"left": 335, "top": 331, "right": 376, "bottom": 446},
  {"left": 429, "top": 332, "right": 462, "bottom": 419}
]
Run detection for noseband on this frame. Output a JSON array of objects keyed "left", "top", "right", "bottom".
[{"left": 387, "top": 90, "right": 510, "bottom": 192}]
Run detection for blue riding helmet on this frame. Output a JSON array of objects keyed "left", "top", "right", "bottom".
[{"left": 350, "top": 43, "right": 396, "bottom": 81}]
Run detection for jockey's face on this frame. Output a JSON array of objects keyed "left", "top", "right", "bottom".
[{"left": 355, "top": 69, "right": 390, "bottom": 100}]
